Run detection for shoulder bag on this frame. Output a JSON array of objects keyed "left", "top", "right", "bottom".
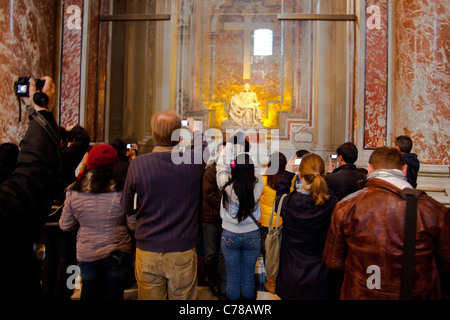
[
  {"left": 264, "top": 193, "right": 287, "bottom": 279},
  {"left": 400, "top": 188, "right": 424, "bottom": 300}
]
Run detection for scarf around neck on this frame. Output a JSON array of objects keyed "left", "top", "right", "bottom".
[{"left": 368, "top": 169, "right": 412, "bottom": 190}]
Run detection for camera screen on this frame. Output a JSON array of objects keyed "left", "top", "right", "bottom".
[
  {"left": 17, "top": 85, "right": 28, "bottom": 93},
  {"left": 181, "top": 120, "right": 189, "bottom": 127},
  {"left": 127, "top": 144, "right": 133, "bottom": 149},
  {"left": 330, "top": 154, "right": 338, "bottom": 159},
  {"left": 294, "top": 158, "right": 302, "bottom": 166}
]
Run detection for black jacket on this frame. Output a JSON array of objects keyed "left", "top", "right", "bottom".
[
  {"left": 0, "top": 164, "right": 16, "bottom": 184},
  {"left": 58, "top": 126, "right": 90, "bottom": 202},
  {"left": 325, "top": 164, "right": 366, "bottom": 200},
  {"left": 0, "top": 110, "right": 62, "bottom": 300},
  {"left": 275, "top": 171, "right": 338, "bottom": 299},
  {"left": 403, "top": 153, "right": 420, "bottom": 188}
]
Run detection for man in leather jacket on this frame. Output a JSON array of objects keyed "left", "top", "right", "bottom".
[
  {"left": 323, "top": 147, "right": 450, "bottom": 300},
  {"left": 0, "top": 77, "right": 63, "bottom": 300}
]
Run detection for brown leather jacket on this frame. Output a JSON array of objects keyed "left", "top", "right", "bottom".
[{"left": 323, "top": 178, "right": 450, "bottom": 300}]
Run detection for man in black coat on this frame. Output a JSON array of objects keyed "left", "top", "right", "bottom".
[
  {"left": 325, "top": 142, "right": 367, "bottom": 201},
  {"left": 41, "top": 124, "right": 90, "bottom": 300},
  {"left": 395, "top": 135, "right": 420, "bottom": 188},
  {"left": 0, "top": 142, "right": 19, "bottom": 183},
  {"left": 0, "top": 77, "right": 63, "bottom": 300},
  {"left": 325, "top": 142, "right": 366, "bottom": 300}
]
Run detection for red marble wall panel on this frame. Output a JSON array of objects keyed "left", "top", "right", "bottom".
[
  {"left": 364, "top": 0, "right": 388, "bottom": 149},
  {"left": 394, "top": 0, "right": 450, "bottom": 165},
  {"left": 60, "top": 0, "right": 83, "bottom": 128},
  {"left": 0, "top": 0, "right": 56, "bottom": 145}
]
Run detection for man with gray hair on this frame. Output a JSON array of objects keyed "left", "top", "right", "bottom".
[{"left": 121, "top": 111, "right": 208, "bottom": 300}]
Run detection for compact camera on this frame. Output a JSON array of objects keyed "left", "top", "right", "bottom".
[
  {"left": 14, "top": 77, "right": 45, "bottom": 98},
  {"left": 294, "top": 158, "right": 302, "bottom": 166},
  {"left": 330, "top": 154, "right": 338, "bottom": 160}
]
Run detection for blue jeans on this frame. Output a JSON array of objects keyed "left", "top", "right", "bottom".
[
  {"left": 221, "top": 229, "right": 261, "bottom": 300},
  {"left": 78, "top": 251, "right": 132, "bottom": 300}
]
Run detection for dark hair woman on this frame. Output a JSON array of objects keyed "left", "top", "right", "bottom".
[
  {"left": 217, "top": 140, "right": 264, "bottom": 300},
  {"left": 59, "top": 144, "right": 135, "bottom": 300}
]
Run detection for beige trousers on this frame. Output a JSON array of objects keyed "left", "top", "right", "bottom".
[{"left": 135, "top": 247, "right": 197, "bottom": 300}]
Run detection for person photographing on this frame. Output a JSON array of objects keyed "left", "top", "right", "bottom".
[
  {"left": 1, "top": 76, "right": 62, "bottom": 300},
  {"left": 216, "top": 132, "right": 264, "bottom": 300}
]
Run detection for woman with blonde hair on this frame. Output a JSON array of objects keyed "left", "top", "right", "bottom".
[{"left": 274, "top": 153, "right": 338, "bottom": 299}]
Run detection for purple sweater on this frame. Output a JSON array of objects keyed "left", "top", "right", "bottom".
[{"left": 121, "top": 132, "right": 208, "bottom": 253}]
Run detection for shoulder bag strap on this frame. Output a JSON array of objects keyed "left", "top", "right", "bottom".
[
  {"left": 249, "top": 212, "right": 262, "bottom": 229},
  {"left": 400, "top": 188, "right": 424, "bottom": 300},
  {"left": 26, "top": 105, "right": 61, "bottom": 149},
  {"left": 268, "top": 193, "right": 288, "bottom": 233}
]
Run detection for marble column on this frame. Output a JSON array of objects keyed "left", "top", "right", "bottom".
[
  {"left": 393, "top": 0, "right": 450, "bottom": 165},
  {"left": 364, "top": 0, "right": 388, "bottom": 149},
  {"left": 313, "top": 0, "right": 349, "bottom": 154},
  {"left": 60, "top": 0, "right": 83, "bottom": 128},
  {"left": 0, "top": 0, "right": 56, "bottom": 145},
  {"left": 85, "top": 0, "right": 109, "bottom": 142},
  {"left": 123, "top": 0, "right": 149, "bottom": 142}
]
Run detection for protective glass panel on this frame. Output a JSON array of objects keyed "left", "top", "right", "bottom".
[{"left": 98, "top": 0, "right": 354, "bottom": 154}]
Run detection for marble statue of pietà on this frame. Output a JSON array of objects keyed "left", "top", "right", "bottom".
[{"left": 227, "top": 83, "right": 264, "bottom": 127}]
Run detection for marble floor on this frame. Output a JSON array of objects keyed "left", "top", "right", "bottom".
[
  {"left": 69, "top": 253, "right": 281, "bottom": 300},
  {"left": 71, "top": 282, "right": 281, "bottom": 301},
  {"left": 36, "top": 243, "right": 279, "bottom": 301}
]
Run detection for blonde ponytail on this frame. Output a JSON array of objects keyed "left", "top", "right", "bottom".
[
  {"left": 309, "top": 174, "right": 329, "bottom": 206},
  {"left": 299, "top": 153, "right": 329, "bottom": 206}
]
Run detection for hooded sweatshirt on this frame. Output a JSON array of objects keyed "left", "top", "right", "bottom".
[{"left": 403, "top": 153, "right": 420, "bottom": 188}]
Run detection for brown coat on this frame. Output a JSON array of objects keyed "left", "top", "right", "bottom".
[
  {"left": 201, "top": 164, "right": 222, "bottom": 223},
  {"left": 323, "top": 178, "right": 450, "bottom": 300}
]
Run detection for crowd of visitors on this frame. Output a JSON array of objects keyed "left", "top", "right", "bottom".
[{"left": 1, "top": 76, "right": 449, "bottom": 301}]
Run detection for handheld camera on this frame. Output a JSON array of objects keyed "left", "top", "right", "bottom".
[{"left": 14, "top": 77, "right": 45, "bottom": 98}]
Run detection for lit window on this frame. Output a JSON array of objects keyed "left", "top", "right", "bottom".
[{"left": 253, "top": 29, "right": 273, "bottom": 56}]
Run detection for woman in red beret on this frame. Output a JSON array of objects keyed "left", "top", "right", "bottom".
[{"left": 59, "top": 144, "right": 136, "bottom": 300}]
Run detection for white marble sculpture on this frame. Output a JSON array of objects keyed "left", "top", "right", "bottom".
[{"left": 226, "top": 83, "right": 264, "bottom": 127}]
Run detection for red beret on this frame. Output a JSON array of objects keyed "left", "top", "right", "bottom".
[{"left": 88, "top": 144, "right": 118, "bottom": 170}]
